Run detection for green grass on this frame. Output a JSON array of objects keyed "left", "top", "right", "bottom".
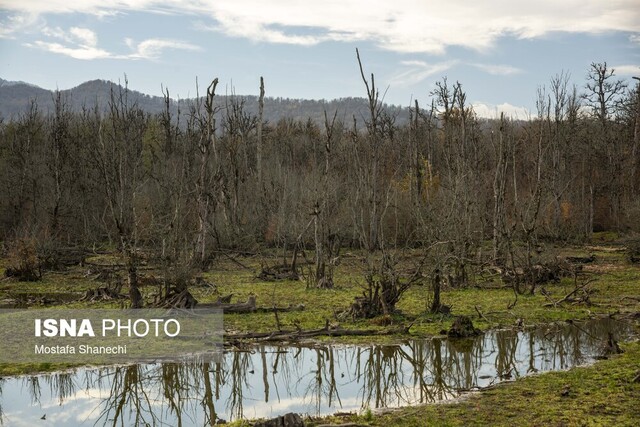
[
  {"left": 1, "top": 244, "right": 639, "bottom": 373},
  {"left": 197, "top": 247, "right": 640, "bottom": 339},
  {"left": 0, "top": 243, "right": 639, "bottom": 425}
]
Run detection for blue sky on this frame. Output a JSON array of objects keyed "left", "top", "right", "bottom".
[{"left": 0, "top": 0, "right": 639, "bottom": 117}]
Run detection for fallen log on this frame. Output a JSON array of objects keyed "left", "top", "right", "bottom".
[
  {"left": 315, "top": 423, "right": 367, "bottom": 427},
  {"left": 198, "top": 295, "right": 257, "bottom": 313},
  {"left": 216, "top": 293, "right": 233, "bottom": 304},
  {"left": 198, "top": 295, "right": 305, "bottom": 314},
  {"left": 255, "top": 304, "right": 305, "bottom": 314},
  {"left": 258, "top": 264, "right": 299, "bottom": 281},
  {"left": 565, "top": 255, "right": 595, "bottom": 264},
  {"left": 219, "top": 295, "right": 256, "bottom": 313},
  {"left": 254, "top": 413, "right": 304, "bottom": 427},
  {"left": 225, "top": 321, "right": 411, "bottom": 342}
]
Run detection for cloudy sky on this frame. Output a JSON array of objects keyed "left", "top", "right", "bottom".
[{"left": 0, "top": 0, "right": 639, "bottom": 117}]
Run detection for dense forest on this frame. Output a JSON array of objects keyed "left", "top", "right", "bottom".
[{"left": 0, "top": 60, "right": 638, "bottom": 311}]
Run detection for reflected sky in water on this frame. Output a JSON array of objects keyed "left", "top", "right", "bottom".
[{"left": 0, "top": 318, "right": 633, "bottom": 426}]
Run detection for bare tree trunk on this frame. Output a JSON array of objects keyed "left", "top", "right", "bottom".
[
  {"left": 126, "top": 245, "right": 142, "bottom": 308},
  {"left": 257, "top": 77, "right": 265, "bottom": 188},
  {"left": 632, "top": 77, "right": 640, "bottom": 195},
  {"left": 430, "top": 269, "right": 441, "bottom": 313},
  {"left": 313, "top": 110, "right": 338, "bottom": 288},
  {"left": 493, "top": 113, "right": 508, "bottom": 265},
  {"left": 411, "top": 100, "right": 423, "bottom": 207},
  {"left": 356, "top": 48, "right": 383, "bottom": 251},
  {"left": 196, "top": 79, "right": 218, "bottom": 268}
]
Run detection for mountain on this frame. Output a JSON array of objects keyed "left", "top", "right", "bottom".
[
  {"left": 0, "top": 78, "right": 409, "bottom": 126},
  {"left": 0, "top": 78, "right": 53, "bottom": 117},
  {"left": 0, "top": 78, "right": 42, "bottom": 88},
  {"left": 0, "top": 79, "right": 173, "bottom": 118}
]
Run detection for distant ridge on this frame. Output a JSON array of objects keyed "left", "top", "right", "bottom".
[{"left": 0, "top": 78, "right": 409, "bottom": 125}]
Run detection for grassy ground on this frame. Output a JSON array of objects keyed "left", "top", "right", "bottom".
[
  {"left": 0, "top": 239, "right": 639, "bottom": 427},
  {"left": 209, "top": 242, "right": 640, "bottom": 426},
  {"left": 1, "top": 241, "right": 639, "bottom": 373},
  {"left": 202, "top": 243, "right": 640, "bottom": 339}
]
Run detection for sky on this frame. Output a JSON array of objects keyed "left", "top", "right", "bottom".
[{"left": 0, "top": 0, "right": 639, "bottom": 118}]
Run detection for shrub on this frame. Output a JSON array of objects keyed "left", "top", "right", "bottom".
[{"left": 5, "top": 237, "right": 41, "bottom": 281}]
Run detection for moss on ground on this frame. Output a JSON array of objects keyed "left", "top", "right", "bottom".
[
  {"left": 199, "top": 245, "right": 639, "bottom": 338},
  {"left": 1, "top": 244, "right": 638, "bottom": 375}
]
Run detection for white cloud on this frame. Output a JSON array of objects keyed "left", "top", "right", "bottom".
[
  {"left": 390, "top": 60, "right": 458, "bottom": 86},
  {"left": 388, "top": 60, "right": 522, "bottom": 88},
  {"left": 195, "top": 20, "right": 324, "bottom": 46},
  {"left": 471, "top": 63, "right": 523, "bottom": 76},
  {"left": 34, "top": 26, "right": 108, "bottom": 59},
  {"left": 42, "top": 26, "right": 98, "bottom": 46},
  {"left": 127, "top": 38, "right": 201, "bottom": 59},
  {"left": 69, "top": 27, "right": 98, "bottom": 47},
  {"left": 612, "top": 64, "right": 640, "bottom": 76},
  {"left": 29, "top": 40, "right": 112, "bottom": 59},
  {"left": 631, "top": 34, "right": 640, "bottom": 45},
  {"left": 1, "top": 1, "right": 639, "bottom": 53},
  {"left": 29, "top": 26, "right": 200, "bottom": 60},
  {"left": 0, "top": 12, "right": 39, "bottom": 38},
  {"left": 472, "top": 102, "right": 531, "bottom": 119},
  {"left": 42, "top": 26, "right": 68, "bottom": 40}
]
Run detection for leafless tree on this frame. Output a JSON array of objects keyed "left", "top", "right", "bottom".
[{"left": 92, "top": 79, "right": 147, "bottom": 307}]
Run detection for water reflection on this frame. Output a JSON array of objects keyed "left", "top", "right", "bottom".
[{"left": 0, "top": 318, "right": 633, "bottom": 426}]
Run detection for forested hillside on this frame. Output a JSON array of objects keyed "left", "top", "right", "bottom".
[{"left": 0, "top": 78, "right": 409, "bottom": 126}]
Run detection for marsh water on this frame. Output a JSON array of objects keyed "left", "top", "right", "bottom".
[{"left": 0, "top": 318, "right": 634, "bottom": 426}]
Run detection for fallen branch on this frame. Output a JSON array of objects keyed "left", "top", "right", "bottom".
[
  {"left": 198, "top": 295, "right": 305, "bottom": 314},
  {"left": 618, "top": 296, "right": 640, "bottom": 303},
  {"left": 217, "top": 250, "right": 253, "bottom": 270},
  {"left": 543, "top": 279, "right": 596, "bottom": 307},
  {"left": 315, "top": 423, "right": 367, "bottom": 427},
  {"left": 202, "top": 295, "right": 257, "bottom": 313},
  {"left": 225, "top": 321, "right": 411, "bottom": 342},
  {"left": 474, "top": 305, "right": 492, "bottom": 324}
]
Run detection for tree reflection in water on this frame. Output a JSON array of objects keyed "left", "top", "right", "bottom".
[{"left": 0, "top": 318, "right": 632, "bottom": 426}]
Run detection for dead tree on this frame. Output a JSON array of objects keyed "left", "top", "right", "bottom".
[
  {"left": 428, "top": 79, "right": 479, "bottom": 287},
  {"left": 312, "top": 110, "right": 339, "bottom": 289},
  {"left": 492, "top": 112, "right": 510, "bottom": 265},
  {"left": 221, "top": 90, "right": 257, "bottom": 238},
  {"left": 151, "top": 86, "right": 199, "bottom": 307},
  {"left": 257, "top": 76, "right": 265, "bottom": 188},
  {"left": 355, "top": 47, "right": 386, "bottom": 252},
  {"left": 632, "top": 76, "right": 640, "bottom": 195},
  {"left": 522, "top": 87, "right": 548, "bottom": 294},
  {"left": 344, "top": 251, "right": 425, "bottom": 319},
  {"left": 430, "top": 268, "right": 442, "bottom": 314},
  {"left": 47, "top": 90, "right": 72, "bottom": 241},
  {"left": 583, "top": 63, "right": 627, "bottom": 231},
  {"left": 92, "top": 79, "right": 147, "bottom": 308},
  {"left": 195, "top": 78, "right": 219, "bottom": 268}
]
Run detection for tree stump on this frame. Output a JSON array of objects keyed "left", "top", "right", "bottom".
[
  {"left": 447, "top": 315, "right": 482, "bottom": 338},
  {"left": 253, "top": 412, "right": 304, "bottom": 427}
]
